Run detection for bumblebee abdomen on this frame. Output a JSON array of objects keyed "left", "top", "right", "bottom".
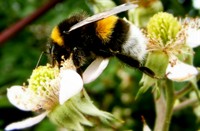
[
  {"left": 95, "top": 16, "right": 118, "bottom": 43},
  {"left": 121, "top": 21, "right": 147, "bottom": 61},
  {"left": 102, "top": 18, "right": 147, "bottom": 62},
  {"left": 108, "top": 18, "right": 130, "bottom": 51}
]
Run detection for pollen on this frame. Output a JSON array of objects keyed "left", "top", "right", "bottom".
[
  {"left": 51, "top": 26, "right": 64, "bottom": 46},
  {"left": 96, "top": 16, "right": 118, "bottom": 43},
  {"left": 28, "top": 64, "right": 60, "bottom": 110},
  {"left": 28, "top": 64, "right": 59, "bottom": 93}
]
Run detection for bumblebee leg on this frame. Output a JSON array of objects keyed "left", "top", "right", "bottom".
[
  {"left": 138, "top": 66, "right": 155, "bottom": 78},
  {"left": 95, "top": 49, "right": 114, "bottom": 58},
  {"left": 116, "top": 54, "right": 156, "bottom": 78},
  {"left": 72, "top": 47, "right": 87, "bottom": 68}
]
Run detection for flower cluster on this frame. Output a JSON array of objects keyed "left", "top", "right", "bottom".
[
  {"left": 138, "top": 12, "right": 199, "bottom": 98},
  {"left": 5, "top": 57, "right": 117, "bottom": 131}
]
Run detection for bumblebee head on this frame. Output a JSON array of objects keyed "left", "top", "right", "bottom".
[
  {"left": 48, "top": 15, "right": 88, "bottom": 68},
  {"left": 49, "top": 41, "right": 72, "bottom": 67},
  {"left": 49, "top": 24, "right": 69, "bottom": 66}
]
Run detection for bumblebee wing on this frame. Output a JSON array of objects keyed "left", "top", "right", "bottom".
[{"left": 68, "top": 3, "right": 137, "bottom": 32}]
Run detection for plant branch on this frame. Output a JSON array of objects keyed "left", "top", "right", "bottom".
[
  {"left": 173, "top": 98, "right": 199, "bottom": 112},
  {"left": 0, "top": 0, "right": 63, "bottom": 45},
  {"left": 175, "top": 83, "right": 192, "bottom": 99}
]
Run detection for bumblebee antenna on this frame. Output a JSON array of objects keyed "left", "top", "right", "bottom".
[{"left": 36, "top": 51, "right": 44, "bottom": 68}]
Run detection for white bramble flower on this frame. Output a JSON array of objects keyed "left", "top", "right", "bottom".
[
  {"left": 165, "top": 18, "right": 200, "bottom": 81},
  {"left": 139, "top": 13, "right": 199, "bottom": 98},
  {"left": 5, "top": 58, "right": 115, "bottom": 131},
  {"left": 146, "top": 12, "right": 199, "bottom": 81}
]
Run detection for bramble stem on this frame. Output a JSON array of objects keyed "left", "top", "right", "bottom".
[
  {"left": 154, "top": 90, "right": 166, "bottom": 131},
  {"left": 154, "top": 80, "right": 175, "bottom": 131},
  {"left": 163, "top": 80, "right": 175, "bottom": 131}
]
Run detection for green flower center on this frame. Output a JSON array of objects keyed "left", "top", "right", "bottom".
[
  {"left": 28, "top": 64, "right": 59, "bottom": 93},
  {"left": 27, "top": 64, "right": 60, "bottom": 110},
  {"left": 147, "top": 12, "right": 181, "bottom": 45}
]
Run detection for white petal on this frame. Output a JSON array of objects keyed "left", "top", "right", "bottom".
[
  {"left": 5, "top": 112, "right": 48, "bottom": 131},
  {"left": 59, "top": 70, "right": 83, "bottom": 104},
  {"left": 193, "top": 0, "right": 200, "bottom": 9},
  {"left": 83, "top": 58, "right": 109, "bottom": 84},
  {"left": 186, "top": 27, "right": 200, "bottom": 48},
  {"left": 143, "top": 124, "right": 151, "bottom": 131},
  {"left": 7, "top": 86, "right": 35, "bottom": 111},
  {"left": 166, "top": 59, "right": 198, "bottom": 82}
]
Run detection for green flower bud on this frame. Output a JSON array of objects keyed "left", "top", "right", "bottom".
[
  {"left": 86, "top": 0, "right": 116, "bottom": 14},
  {"left": 128, "top": 0, "right": 163, "bottom": 27},
  {"left": 147, "top": 12, "right": 181, "bottom": 45}
]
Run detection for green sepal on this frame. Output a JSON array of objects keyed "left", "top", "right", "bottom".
[
  {"left": 152, "top": 81, "right": 161, "bottom": 99},
  {"left": 71, "top": 89, "right": 122, "bottom": 124},
  {"left": 48, "top": 89, "right": 121, "bottom": 130},
  {"left": 137, "top": 51, "right": 169, "bottom": 99},
  {"left": 48, "top": 98, "right": 92, "bottom": 131},
  {"left": 145, "top": 51, "right": 169, "bottom": 78}
]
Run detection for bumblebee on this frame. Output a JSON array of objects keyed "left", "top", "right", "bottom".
[{"left": 49, "top": 3, "right": 155, "bottom": 77}]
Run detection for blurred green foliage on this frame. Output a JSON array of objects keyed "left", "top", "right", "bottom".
[{"left": 0, "top": 0, "right": 199, "bottom": 130}]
